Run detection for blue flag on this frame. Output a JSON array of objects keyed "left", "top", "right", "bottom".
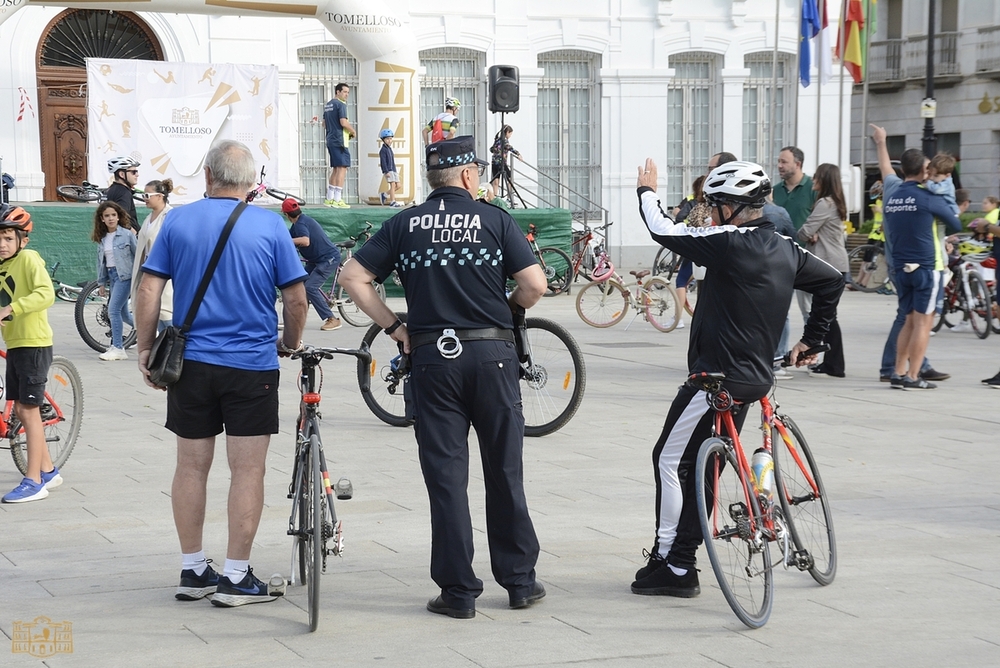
[{"left": 800, "top": 0, "right": 822, "bottom": 86}]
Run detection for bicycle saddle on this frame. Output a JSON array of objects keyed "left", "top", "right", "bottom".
[
  {"left": 687, "top": 371, "right": 726, "bottom": 392},
  {"left": 337, "top": 240, "right": 357, "bottom": 249},
  {"left": 630, "top": 269, "right": 651, "bottom": 279}
]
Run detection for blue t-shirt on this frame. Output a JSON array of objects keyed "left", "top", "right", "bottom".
[
  {"left": 353, "top": 187, "right": 537, "bottom": 335},
  {"left": 323, "top": 98, "right": 348, "bottom": 147},
  {"left": 142, "top": 198, "right": 306, "bottom": 370},
  {"left": 289, "top": 213, "right": 340, "bottom": 265},
  {"left": 882, "top": 179, "right": 962, "bottom": 271},
  {"left": 379, "top": 143, "right": 396, "bottom": 174}
]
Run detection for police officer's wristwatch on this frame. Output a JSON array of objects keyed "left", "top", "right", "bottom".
[{"left": 384, "top": 318, "right": 403, "bottom": 335}]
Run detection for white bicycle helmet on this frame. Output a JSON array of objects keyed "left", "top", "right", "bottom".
[
  {"left": 445, "top": 97, "right": 461, "bottom": 110},
  {"left": 107, "top": 156, "right": 140, "bottom": 174},
  {"left": 703, "top": 161, "right": 771, "bottom": 207}
]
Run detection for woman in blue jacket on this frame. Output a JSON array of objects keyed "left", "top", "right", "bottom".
[{"left": 91, "top": 201, "right": 137, "bottom": 361}]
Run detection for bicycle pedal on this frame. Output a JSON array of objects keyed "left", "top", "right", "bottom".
[
  {"left": 268, "top": 573, "right": 287, "bottom": 596},
  {"left": 335, "top": 477, "right": 353, "bottom": 500}
]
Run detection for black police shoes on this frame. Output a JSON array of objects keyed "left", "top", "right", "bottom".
[
  {"left": 509, "top": 582, "right": 546, "bottom": 609},
  {"left": 426, "top": 595, "right": 475, "bottom": 619}
]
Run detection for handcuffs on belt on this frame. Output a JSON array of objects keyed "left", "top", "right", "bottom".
[{"left": 436, "top": 328, "right": 463, "bottom": 359}]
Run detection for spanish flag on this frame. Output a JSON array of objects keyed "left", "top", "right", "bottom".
[{"left": 836, "top": 0, "right": 870, "bottom": 84}]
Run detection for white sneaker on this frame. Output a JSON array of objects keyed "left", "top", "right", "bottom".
[
  {"left": 99, "top": 346, "right": 128, "bottom": 361},
  {"left": 951, "top": 320, "right": 972, "bottom": 333},
  {"left": 675, "top": 320, "right": 685, "bottom": 329}
]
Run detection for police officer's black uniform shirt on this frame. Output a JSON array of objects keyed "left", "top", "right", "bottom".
[{"left": 353, "top": 186, "right": 537, "bottom": 335}]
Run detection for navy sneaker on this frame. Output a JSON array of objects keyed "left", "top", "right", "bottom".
[
  {"left": 902, "top": 377, "right": 936, "bottom": 391},
  {"left": 890, "top": 375, "right": 904, "bottom": 389},
  {"left": 176, "top": 562, "right": 220, "bottom": 601},
  {"left": 2, "top": 477, "right": 48, "bottom": 503},
  {"left": 210, "top": 567, "right": 279, "bottom": 607},
  {"left": 41, "top": 467, "right": 63, "bottom": 490}
]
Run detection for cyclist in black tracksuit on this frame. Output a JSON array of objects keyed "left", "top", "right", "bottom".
[{"left": 630, "top": 159, "right": 844, "bottom": 598}]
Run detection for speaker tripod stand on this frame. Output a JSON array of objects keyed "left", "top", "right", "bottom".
[{"left": 493, "top": 111, "right": 526, "bottom": 209}]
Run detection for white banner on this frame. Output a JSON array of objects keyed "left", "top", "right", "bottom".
[{"left": 86, "top": 58, "right": 279, "bottom": 204}]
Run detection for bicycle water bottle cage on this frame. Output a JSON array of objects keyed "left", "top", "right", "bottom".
[{"left": 437, "top": 329, "right": 463, "bottom": 359}]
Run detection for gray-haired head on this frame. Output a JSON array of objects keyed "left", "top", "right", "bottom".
[{"left": 204, "top": 140, "right": 256, "bottom": 192}]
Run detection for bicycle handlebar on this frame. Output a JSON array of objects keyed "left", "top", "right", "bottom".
[
  {"left": 779, "top": 343, "right": 830, "bottom": 368},
  {"left": 292, "top": 343, "right": 371, "bottom": 365}
]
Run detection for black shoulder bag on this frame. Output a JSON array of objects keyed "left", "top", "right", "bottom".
[{"left": 147, "top": 202, "right": 246, "bottom": 388}]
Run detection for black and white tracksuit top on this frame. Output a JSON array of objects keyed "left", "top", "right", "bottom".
[{"left": 638, "top": 187, "right": 845, "bottom": 398}]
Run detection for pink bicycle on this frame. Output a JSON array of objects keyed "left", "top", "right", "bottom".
[{"left": 245, "top": 166, "right": 305, "bottom": 205}]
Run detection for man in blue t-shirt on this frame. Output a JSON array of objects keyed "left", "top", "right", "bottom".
[
  {"left": 281, "top": 198, "right": 342, "bottom": 330},
  {"left": 135, "top": 140, "right": 307, "bottom": 608},
  {"left": 871, "top": 125, "right": 961, "bottom": 390},
  {"left": 323, "top": 83, "right": 356, "bottom": 208}
]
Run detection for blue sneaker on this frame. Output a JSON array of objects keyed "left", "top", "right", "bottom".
[
  {"left": 41, "top": 467, "right": 63, "bottom": 490},
  {"left": 210, "top": 567, "right": 279, "bottom": 607},
  {"left": 380, "top": 192, "right": 388, "bottom": 206},
  {"left": 176, "top": 562, "right": 220, "bottom": 601},
  {"left": 2, "top": 477, "right": 49, "bottom": 503}
]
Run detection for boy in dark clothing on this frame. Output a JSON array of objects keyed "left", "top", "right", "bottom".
[{"left": 378, "top": 129, "right": 402, "bottom": 207}]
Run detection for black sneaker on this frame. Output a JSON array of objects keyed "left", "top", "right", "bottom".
[
  {"left": 634, "top": 548, "right": 667, "bottom": 581},
  {"left": 631, "top": 562, "right": 700, "bottom": 597},
  {"left": 902, "top": 377, "right": 936, "bottom": 391},
  {"left": 920, "top": 368, "right": 950, "bottom": 382},
  {"left": 889, "top": 375, "right": 904, "bottom": 389},
  {"left": 982, "top": 373, "right": 1000, "bottom": 385},
  {"left": 210, "top": 567, "right": 279, "bottom": 607},
  {"left": 176, "top": 562, "right": 220, "bottom": 601}
]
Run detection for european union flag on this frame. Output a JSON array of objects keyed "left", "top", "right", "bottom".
[{"left": 800, "top": 0, "right": 822, "bottom": 86}]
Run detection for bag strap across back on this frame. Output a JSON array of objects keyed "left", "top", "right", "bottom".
[{"left": 179, "top": 201, "right": 246, "bottom": 334}]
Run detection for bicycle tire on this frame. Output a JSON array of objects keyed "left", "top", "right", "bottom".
[
  {"left": 576, "top": 279, "right": 629, "bottom": 328},
  {"left": 336, "top": 281, "right": 385, "bottom": 328},
  {"left": 294, "top": 431, "right": 309, "bottom": 586},
  {"left": 652, "top": 246, "right": 676, "bottom": 277},
  {"left": 56, "top": 185, "right": 100, "bottom": 202},
  {"left": 538, "top": 247, "right": 572, "bottom": 296},
  {"left": 9, "top": 356, "right": 84, "bottom": 475},
  {"left": 522, "top": 317, "right": 586, "bottom": 437},
  {"left": 643, "top": 277, "right": 681, "bottom": 333},
  {"left": 358, "top": 312, "right": 413, "bottom": 427},
  {"left": 307, "top": 432, "right": 322, "bottom": 631},
  {"left": 266, "top": 187, "right": 306, "bottom": 206},
  {"left": 74, "top": 281, "right": 137, "bottom": 352},
  {"left": 967, "top": 271, "right": 991, "bottom": 339},
  {"left": 772, "top": 416, "right": 837, "bottom": 586},
  {"left": 696, "top": 437, "right": 773, "bottom": 629},
  {"left": 847, "top": 244, "right": 891, "bottom": 293},
  {"left": 683, "top": 276, "right": 698, "bottom": 316}
]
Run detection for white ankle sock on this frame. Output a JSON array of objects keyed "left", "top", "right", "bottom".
[
  {"left": 182, "top": 551, "right": 207, "bottom": 575},
  {"left": 332, "top": 186, "right": 342, "bottom": 201},
  {"left": 326, "top": 186, "right": 335, "bottom": 200},
  {"left": 224, "top": 559, "right": 250, "bottom": 584},
  {"left": 668, "top": 563, "right": 688, "bottom": 576}
]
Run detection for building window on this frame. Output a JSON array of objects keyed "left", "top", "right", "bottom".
[
  {"left": 537, "top": 50, "right": 602, "bottom": 214},
  {"left": 886, "top": 135, "right": 906, "bottom": 161},
  {"left": 742, "top": 52, "right": 796, "bottom": 176},
  {"left": 298, "top": 45, "right": 358, "bottom": 204},
  {"left": 419, "top": 48, "right": 486, "bottom": 153},
  {"left": 666, "top": 52, "right": 721, "bottom": 205},
  {"left": 39, "top": 9, "right": 162, "bottom": 68}
]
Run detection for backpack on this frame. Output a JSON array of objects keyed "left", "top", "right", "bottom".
[{"left": 430, "top": 117, "right": 445, "bottom": 143}]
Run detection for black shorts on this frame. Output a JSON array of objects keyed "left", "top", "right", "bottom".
[
  {"left": 166, "top": 360, "right": 279, "bottom": 439},
  {"left": 4, "top": 346, "right": 52, "bottom": 406}
]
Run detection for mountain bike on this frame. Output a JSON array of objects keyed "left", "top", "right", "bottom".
[
  {"left": 693, "top": 347, "right": 836, "bottom": 629},
  {"left": 523, "top": 223, "right": 572, "bottom": 296},
  {"left": 246, "top": 166, "right": 304, "bottom": 205},
  {"left": 49, "top": 262, "right": 86, "bottom": 302},
  {"left": 356, "top": 313, "right": 586, "bottom": 437},
  {"left": 74, "top": 280, "right": 137, "bottom": 352},
  {"left": 286, "top": 343, "right": 371, "bottom": 632},
  {"left": 575, "top": 268, "right": 681, "bottom": 332},
  {"left": 56, "top": 181, "right": 145, "bottom": 204},
  {"left": 847, "top": 242, "right": 894, "bottom": 294},
  {"left": 0, "top": 350, "right": 84, "bottom": 476},
  {"left": 321, "top": 222, "right": 386, "bottom": 327},
  {"left": 932, "top": 253, "right": 992, "bottom": 339}
]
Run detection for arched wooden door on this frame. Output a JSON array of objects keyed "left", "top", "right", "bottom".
[{"left": 36, "top": 9, "right": 163, "bottom": 201}]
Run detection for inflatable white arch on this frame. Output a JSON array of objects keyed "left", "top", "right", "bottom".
[{"left": 1, "top": 0, "right": 420, "bottom": 202}]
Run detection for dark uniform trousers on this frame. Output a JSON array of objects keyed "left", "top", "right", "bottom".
[{"left": 411, "top": 339, "right": 540, "bottom": 608}]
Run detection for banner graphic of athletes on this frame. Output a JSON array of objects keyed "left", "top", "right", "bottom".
[{"left": 86, "top": 58, "right": 279, "bottom": 204}]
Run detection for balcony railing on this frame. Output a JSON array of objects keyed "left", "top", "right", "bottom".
[
  {"left": 904, "top": 32, "right": 960, "bottom": 80},
  {"left": 869, "top": 39, "right": 904, "bottom": 83},
  {"left": 976, "top": 25, "right": 1000, "bottom": 74}
]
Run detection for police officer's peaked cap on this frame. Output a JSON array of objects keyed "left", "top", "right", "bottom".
[{"left": 426, "top": 136, "right": 488, "bottom": 171}]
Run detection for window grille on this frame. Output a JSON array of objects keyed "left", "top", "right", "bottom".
[
  {"left": 419, "top": 48, "right": 486, "bottom": 154},
  {"left": 666, "top": 52, "right": 720, "bottom": 206},
  {"left": 742, "top": 53, "right": 795, "bottom": 177}
]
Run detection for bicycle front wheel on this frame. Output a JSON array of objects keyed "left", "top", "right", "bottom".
[
  {"left": 968, "top": 271, "right": 991, "bottom": 339},
  {"left": 696, "top": 437, "right": 773, "bottom": 629},
  {"left": 56, "top": 185, "right": 100, "bottom": 202},
  {"left": 74, "top": 281, "right": 137, "bottom": 352},
  {"left": 522, "top": 318, "right": 586, "bottom": 437},
  {"left": 643, "top": 277, "right": 681, "bottom": 332},
  {"left": 358, "top": 313, "right": 413, "bottom": 427},
  {"left": 10, "top": 356, "right": 84, "bottom": 475},
  {"left": 336, "top": 281, "right": 385, "bottom": 327},
  {"left": 652, "top": 246, "right": 675, "bottom": 277},
  {"left": 576, "top": 279, "right": 628, "bottom": 327},
  {"left": 847, "top": 244, "right": 890, "bottom": 293},
  {"left": 773, "top": 417, "right": 837, "bottom": 586},
  {"left": 266, "top": 187, "right": 305, "bottom": 206},
  {"left": 538, "top": 247, "right": 572, "bottom": 296}
]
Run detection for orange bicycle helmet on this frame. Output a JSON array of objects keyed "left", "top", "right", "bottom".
[{"left": 0, "top": 204, "right": 32, "bottom": 233}]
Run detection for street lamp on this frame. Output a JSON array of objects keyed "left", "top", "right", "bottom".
[{"left": 921, "top": 0, "right": 936, "bottom": 157}]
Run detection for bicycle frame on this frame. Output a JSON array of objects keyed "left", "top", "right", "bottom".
[{"left": 0, "top": 350, "right": 69, "bottom": 441}]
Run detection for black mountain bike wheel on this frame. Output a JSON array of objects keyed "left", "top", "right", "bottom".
[
  {"left": 772, "top": 416, "right": 837, "bottom": 586},
  {"left": 307, "top": 432, "right": 322, "bottom": 631},
  {"left": 522, "top": 317, "right": 586, "bottom": 437},
  {"left": 295, "top": 433, "right": 309, "bottom": 586},
  {"left": 968, "top": 271, "right": 991, "bottom": 339},
  {"left": 652, "top": 246, "right": 676, "bottom": 277},
  {"left": 74, "top": 281, "right": 137, "bottom": 352},
  {"left": 56, "top": 185, "right": 100, "bottom": 202},
  {"left": 336, "top": 281, "right": 385, "bottom": 327},
  {"left": 847, "top": 244, "right": 891, "bottom": 293},
  {"left": 266, "top": 187, "right": 305, "bottom": 205},
  {"left": 358, "top": 313, "right": 413, "bottom": 427},
  {"left": 696, "top": 437, "right": 773, "bottom": 629},
  {"left": 9, "top": 356, "right": 84, "bottom": 475},
  {"left": 538, "top": 247, "right": 572, "bottom": 296}
]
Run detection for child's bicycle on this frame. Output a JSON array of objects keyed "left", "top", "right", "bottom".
[
  {"left": 49, "top": 262, "right": 86, "bottom": 303},
  {"left": 245, "top": 166, "right": 305, "bottom": 205},
  {"left": 692, "top": 345, "right": 836, "bottom": 628},
  {"left": 0, "top": 350, "right": 84, "bottom": 475},
  {"left": 319, "top": 222, "right": 386, "bottom": 327}
]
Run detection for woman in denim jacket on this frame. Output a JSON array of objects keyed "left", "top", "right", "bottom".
[{"left": 92, "top": 201, "right": 137, "bottom": 361}]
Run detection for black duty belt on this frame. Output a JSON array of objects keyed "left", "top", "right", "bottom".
[{"left": 409, "top": 327, "right": 515, "bottom": 352}]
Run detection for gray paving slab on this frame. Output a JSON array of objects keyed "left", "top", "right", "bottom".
[{"left": 1, "top": 287, "right": 999, "bottom": 667}]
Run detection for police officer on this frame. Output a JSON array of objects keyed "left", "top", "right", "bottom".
[{"left": 339, "top": 136, "right": 548, "bottom": 620}]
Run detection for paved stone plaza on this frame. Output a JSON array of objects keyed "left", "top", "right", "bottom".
[{"left": 2, "top": 289, "right": 998, "bottom": 667}]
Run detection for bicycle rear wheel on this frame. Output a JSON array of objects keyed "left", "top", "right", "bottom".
[
  {"left": 306, "top": 432, "right": 322, "bottom": 631},
  {"left": 522, "top": 318, "right": 586, "bottom": 437},
  {"left": 358, "top": 313, "right": 413, "bottom": 427},
  {"left": 576, "top": 279, "right": 628, "bottom": 327},
  {"left": 968, "top": 271, "right": 991, "bottom": 339},
  {"left": 56, "top": 185, "right": 100, "bottom": 202},
  {"left": 696, "top": 437, "right": 773, "bottom": 629},
  {"left": 538, "top": 247, "right": 572, "bottom": 296},
  {"left": 643, "top": 277, "right": 681, "bottom": 332},
  {"left": 9, "top": 356, "right": 84, "bottom": 475},
  {"left": 772, "top": 416, "right": 837, "bottom": 586},
  {"left": 683, "top": 276, "right": 698, "bottom": 316},
  {"left": 336, "top": 281, "right": 385, "bottom": 327},
  {"left": 652, "top": 246, "right": 675, "bottom": 277},
  {"left": 266, "top": 187, "right": 305, "bottom": 206},
  {"left": 74, "top": 281, "right": 137, "bottom": 352},
  {"left": 847, "top": 244, "right": 891, "bottom": 293}
]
